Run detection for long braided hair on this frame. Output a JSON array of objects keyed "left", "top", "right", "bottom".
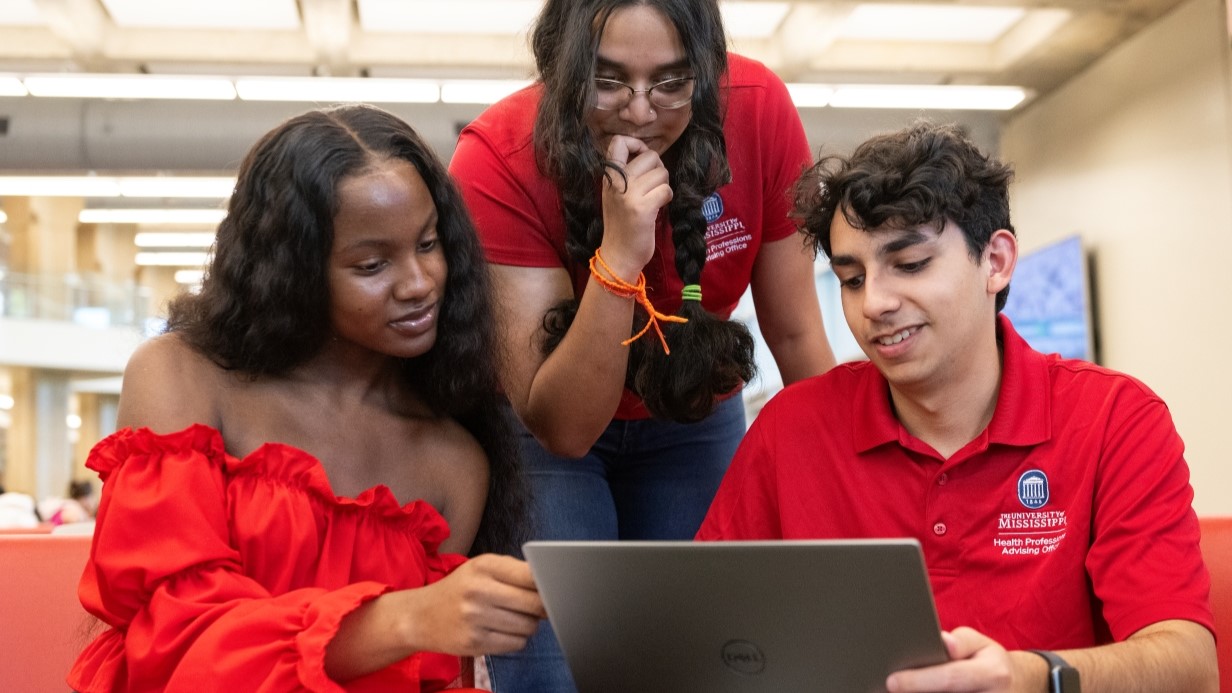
[{"left": 532, "top": 0, "right": 756, "bottom": 423}]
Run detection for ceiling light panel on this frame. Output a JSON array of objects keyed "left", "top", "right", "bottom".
[
  {"left": 0, "top": 176, "right": 236, "bottom": 197},
  {"left": 720, "top": 2, "right": 791, "bottom": 39},
  {"left": 235, "top": 76, "right": 439, "bottom": 103},
  {"left": 135, "top": 251, "right": 209, "bottom": 267},
  {"left": 785, "top": 84, "right": 835, "bottom": 108},
  {"left": 0, "top": 76, "right": 28, "bottom": 96},
  {"left": 0, "top": 0, "right": 43, "bottom": 26},
  {"left": 840, "top": 4, "right": 1026, "bottom": 43},
  {"left": 23, "top": 74, "right": 236, "bottom": 100},
  {"left": 358, "top": 0, "right": 541, "bottom": 34},
  {"left": 440, "top": 79, "right": 532, "bottom": 104},
  {"left": 99, "top": 0, "right": 301, "bottom": 30},
  {"left": 174, "top": 269, "right": 205, "bottom": 285},
  {"left": 134, "top": 232, "right": 216, "bottom": 248},
  {"left": 0, "top": 177, "right": 123, "bottom": 197},
  {"left": 117, "top": 177, "right": 236, "bottom": 198},
  {"left": 80, "top": 208, "right": 227, "bottom": 225},
  {"left": 829, "top": 85, "right": 1027, "bottom": 110}
]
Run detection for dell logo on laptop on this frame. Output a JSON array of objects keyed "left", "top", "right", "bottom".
[{"left": 721, "top": 639, "right": 766, "bottom": 675}]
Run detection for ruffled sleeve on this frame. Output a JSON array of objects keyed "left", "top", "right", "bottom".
[{"left": 71, "top": 425, "right": 454, "bottom": 693}]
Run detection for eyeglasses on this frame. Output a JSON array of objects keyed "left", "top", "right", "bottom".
[{"left": 591, "top": 76, "right": 695, "bottom": 111}]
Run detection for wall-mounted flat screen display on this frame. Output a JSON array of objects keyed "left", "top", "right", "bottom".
[{"left": 1002, "top": 234, "right": 1097, "bottom": 363}]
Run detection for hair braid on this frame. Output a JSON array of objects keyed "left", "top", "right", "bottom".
[{"left": 534, "top": 0, "right": 758, "bottom": 421}]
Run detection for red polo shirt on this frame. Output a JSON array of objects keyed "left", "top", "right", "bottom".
[
  {"left": 450, "top": 53, "right": 811, "bottom": 420},
  {"left": 698, "top": 315, "right": 1214, "bottom": 649}
]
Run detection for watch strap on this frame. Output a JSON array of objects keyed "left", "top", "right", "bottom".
[{"left": 1028, "top": 649, "right": 1080, "bottom": 693}]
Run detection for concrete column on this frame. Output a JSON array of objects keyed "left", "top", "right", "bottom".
[
  {"left": 73, "top": 391, "right": 119, "bottom": 480},
  {"left": 5, "top": 367, "right": 72, "bottom": 499},
  {"left": 1, "top": 197, "right": 83, "bottom": 498},
  {"left": 0, "top": 202, "right": 10, "bottom": 270},
  {"left": 87, "top": 222, "right": 139, "bottom": 282},
  {"left": 2, "top": 196, "right": 82, "bottom": 319},
  {"left": 23, "top": 197, "right": 80, "bottom": 275},
  {"left": 139, "top": 265, "right": 186, "bottom": 318},
  {"left": 2, "top": 197, "right": 32, "bottom": 273}
]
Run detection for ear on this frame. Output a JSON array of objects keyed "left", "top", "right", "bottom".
[{"left": 984, "top": 229, "right": 1017, "bottom": 296}]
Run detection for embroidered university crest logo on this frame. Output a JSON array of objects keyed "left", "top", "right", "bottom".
[
  {"left": 1017, "top": 470, "right": 1049, "bottom": 509},
  {"left": 702, "top": 192, "right": 724, "bottom": 223}
]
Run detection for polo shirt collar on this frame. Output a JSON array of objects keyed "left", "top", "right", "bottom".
[
  {"left": 851, "top": 314, "right": 1051, "bottom": 453},
  {"left": 986, "top": 314, "right": 1051, "bottom": 446}
]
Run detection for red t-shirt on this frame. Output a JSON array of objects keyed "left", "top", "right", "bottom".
[
  {"left": 450, "top": 53, "right": 812, "bottom": 419},
  {"left": 70, "top": 425, "right": 474, "bottom": 693},
  {"left": 698, "top": 315, "right": 1214, "bottom": 649}
]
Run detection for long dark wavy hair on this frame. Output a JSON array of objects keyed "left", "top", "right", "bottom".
[
  {"left": 532, "top": 0, "right": 755, "bottom": 423},
  {"left": 167, "top": 104, "right": 526, "bottom": 555},
  {"left": 793, "top": 121, "right": 1017, "bottom": 312}
]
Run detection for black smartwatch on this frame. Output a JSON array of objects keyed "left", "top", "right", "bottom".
[{"left": 1029, "top": 649, "right": 1081, "bottom": 693}]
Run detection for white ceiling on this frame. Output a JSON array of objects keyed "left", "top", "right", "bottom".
[
  {"left": 0, "top": 0, "right": 1197, "bottom": 381},
  {"left": 0, "top": 0, "right": 1186, "bottom": 92},
  {"left": 0, "top": 0, "right": 1189, "bottom": 174}
]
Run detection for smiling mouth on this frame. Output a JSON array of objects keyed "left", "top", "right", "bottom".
[
  {"left": 389, "top": 305, "right": 436, "bottom": 331},
  {"left": 875, "top": 326, "right": 918, "bottom": 346}
]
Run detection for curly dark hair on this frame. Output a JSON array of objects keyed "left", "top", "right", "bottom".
[
  {"left": 793, "top": 120, "right": 1017, "bottom": 311},
  {"left": 531, "top": 0, "right": 756, "bottom": 423},
  {"left": 166, "top": 104, "right": 526, "bottom": 555}
]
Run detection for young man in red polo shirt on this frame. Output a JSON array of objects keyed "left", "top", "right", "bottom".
[{"left": 697, "top": 122, "right": 1217, "bottom": 693}]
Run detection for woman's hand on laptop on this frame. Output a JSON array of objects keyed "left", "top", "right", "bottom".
[
  {"left": 884, "top": 627, "right": 1035, "bottom": 693},
  {"left": 396, "top": 554, "right": 547, "bottom": 656}
]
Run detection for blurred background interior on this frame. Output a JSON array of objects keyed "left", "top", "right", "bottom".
[{"left": 0, "top": 0, "right": 1229, "bottom": 516}]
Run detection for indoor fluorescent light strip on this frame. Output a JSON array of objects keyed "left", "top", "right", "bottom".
[
  {"left": 439, "top": 80, "right": 532, "bottom": 104},
  {"left": 134, "top": 232, "right": 216, "bottom": 248},
  {"left": 79, "top": 208, "right": 228, "bottom": 225},
  {"left": 829, "top": 85, "right": 1028, "bottom": 110},
  {"left": 0, "top": 76, "right": 27, "bottom": 97},
  {"left": 0, "top": 177, "right": 235, "bottom": 198},
  {"left": 786, "top": 83, "right": 1028, "bottom": 110},
  {"left": 6, "top": 73, "right": 515, "bottom": 104},
  {"left": 134, "top": 251, "right": 209, "bottom": 267},
  {"left": 24, "top": 74, "right": 236, "bottom": 100},
  {"left": 174, "top": 269, "right": 206, "bottom": 285},
  {"left": 1, "top": 73, "right": 1029, "bottom": 110},
  {"left": 234, "top": 76, "right": 439, "bottom": 103}
]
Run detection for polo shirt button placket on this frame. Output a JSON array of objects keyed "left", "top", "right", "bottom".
[
  {"left": 937, "top": 473, "right": 948, "bottom": 486},
  {"left": 932, "top": 522, "right": 947, "bottom": 536}
]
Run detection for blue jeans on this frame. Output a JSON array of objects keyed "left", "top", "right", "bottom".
[{"left": 487, "top": 395, "right": 746, "bottom": 693}]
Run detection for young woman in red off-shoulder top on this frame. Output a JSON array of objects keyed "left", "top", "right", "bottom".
[{"left": 70, "top": 104, "right": 544, "bottom": 693}]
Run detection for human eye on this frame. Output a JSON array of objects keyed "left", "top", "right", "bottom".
[
  {"left": 836, "top": 273, "right": 864, "bottom": 290},
  {"left": 898, "top": 258, "right": 932, "bottom": 274},
  {"left": 594, "top": 78, "right": 625, "bottom": 93},
  {"left": 354, "top": 258, "right": 386, "bottom": 274},
  {"left": 655, "top": 77, "right": 692, "bottom": 93},
  {"left": 417, "top": 235, "right": 440, "bottom": 253}
]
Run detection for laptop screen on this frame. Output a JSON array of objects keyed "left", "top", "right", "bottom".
[{"left": 524, "top": 539, "right": 948, "bottom": 693}]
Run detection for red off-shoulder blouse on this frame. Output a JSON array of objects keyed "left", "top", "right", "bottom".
[{"left": 69, "top": 424, "right": 479, "bottom": 692}]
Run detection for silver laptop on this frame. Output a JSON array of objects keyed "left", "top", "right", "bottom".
[{"left": 523, "top": 539, "right": 948, "bottom": 693}]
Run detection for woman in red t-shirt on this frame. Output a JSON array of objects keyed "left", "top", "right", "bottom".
[
  {"left": 70, "top": 104, "right": 544, "bottom": 692},
  {"left": 450, "top": 1, "right": 837, "bottom": 690}
]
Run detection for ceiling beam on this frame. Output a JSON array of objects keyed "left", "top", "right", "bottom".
[
  {"left": 299, "top": 0, "right": 354, "bottom": 74},
  {"left": 739, "top": 0, "right": 1145, "bottom": 9},
  {"left": 30, "top": 0, "right": 110, "bottom": 69},
  {"left": 762, "top": 2, "right": 857, "bottom": 80}
]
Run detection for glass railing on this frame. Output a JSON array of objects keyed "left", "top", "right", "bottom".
[{"left": 0, "top": 270, "right": 156, "bottom": 334}]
